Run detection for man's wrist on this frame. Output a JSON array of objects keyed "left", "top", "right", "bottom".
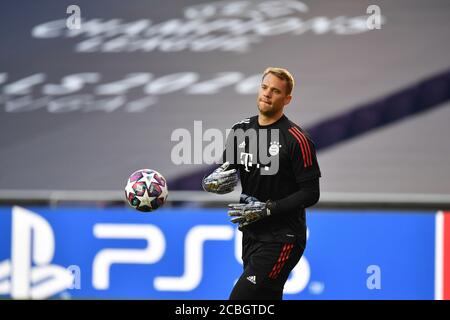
[{"left": 266, "top": 200, "right": 276, "bottom": 216}]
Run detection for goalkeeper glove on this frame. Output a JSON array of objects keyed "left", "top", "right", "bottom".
[
  {"left": 228, "top": 194, "right": 273, "bottom": 228},
  {"left": 202, "top": 162, "right": 238, "bottom": 194}
]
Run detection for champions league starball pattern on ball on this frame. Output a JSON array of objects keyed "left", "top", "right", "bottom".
[{"left": 125, "top": 169, "right": 168, "bottom": 212}]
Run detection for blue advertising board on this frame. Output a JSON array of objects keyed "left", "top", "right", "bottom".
[{"left": 0, "top": 206, "right": 436, "bottom": 299}]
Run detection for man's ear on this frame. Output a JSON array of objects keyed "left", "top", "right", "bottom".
[{"left": 284, "top": 95, "right": 292, "bottom": 106}]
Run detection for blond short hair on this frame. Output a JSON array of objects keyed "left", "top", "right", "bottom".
[{"left": 262, "top": 67, "right": 295, "bottom": 95}]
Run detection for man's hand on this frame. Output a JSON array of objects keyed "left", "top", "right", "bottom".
[
  {"left": 228, "top": 194, "right": 272, "bottom": 228},
  {"left": 202, "top": 162, "right": 238, "bottom": 194}
]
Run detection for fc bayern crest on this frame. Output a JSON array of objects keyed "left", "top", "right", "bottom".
[{"left": 269, "top": 142, "right": 281, "bottom": 156}]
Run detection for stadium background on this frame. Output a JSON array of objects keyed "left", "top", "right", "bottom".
[{"left": 0, "top": 0, "right": 449, "bottom": 300}]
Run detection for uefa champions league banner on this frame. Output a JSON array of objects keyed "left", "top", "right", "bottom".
[{"left": 0, "top": 206, "right": 442, "bottom": 300}]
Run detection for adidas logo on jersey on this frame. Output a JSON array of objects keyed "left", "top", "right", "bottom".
[
  {"left": 238, "top": 141, "right": 246, "bottom": 148},
  {"left": 246, "top": 275, "right": 256, "bottom": 284}
]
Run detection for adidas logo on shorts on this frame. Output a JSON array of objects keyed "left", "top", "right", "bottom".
[{"left": 246, "top": 275, "right": 256, "bottom": 284}]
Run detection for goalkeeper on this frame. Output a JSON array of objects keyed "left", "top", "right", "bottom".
[{"left": 202, "top": 67, "right": 321, "bottom": 300}]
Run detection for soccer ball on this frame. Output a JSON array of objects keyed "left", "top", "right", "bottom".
[{"left": 125, "top": 169, "right": 168, "bottom": 212}]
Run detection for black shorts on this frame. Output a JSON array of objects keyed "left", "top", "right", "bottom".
[{"left": 229, "top": 236, "right": 305, "bottom": 300}]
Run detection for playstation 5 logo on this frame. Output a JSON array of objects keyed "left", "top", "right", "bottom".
[{"left": 0, "top": 206, "right": 74, "bottom": 299}]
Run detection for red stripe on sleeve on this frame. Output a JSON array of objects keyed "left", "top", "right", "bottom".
[
  {"left": 292, "top": 127, "right": 312, "bottom": 167},
  {"left": 289, "top": 128, "right": 311, "bottom": 167},
  {"left": 288, "top": 128, "right": 308, "bottom": 167}
]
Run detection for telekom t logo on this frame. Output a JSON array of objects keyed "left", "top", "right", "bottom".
[{"left": 0, "top": 206, "right": 73, "bottom": 299}]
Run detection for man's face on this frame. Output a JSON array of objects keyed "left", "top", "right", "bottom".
[{"left": 257, "top": 73, "right": 292, "bottom": 117}]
